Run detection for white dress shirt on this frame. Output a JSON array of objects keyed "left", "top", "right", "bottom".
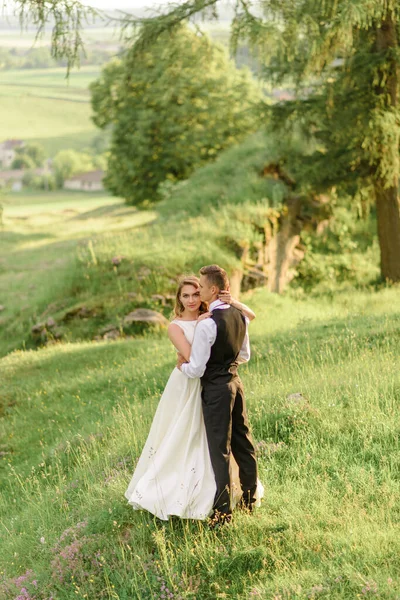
[{"left": 180, "top": 300, "right": 250, "bottom": 379}]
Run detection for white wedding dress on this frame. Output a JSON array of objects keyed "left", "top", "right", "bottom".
[{"left": 125, "top": 319, "right": 263, "bottom": 520}]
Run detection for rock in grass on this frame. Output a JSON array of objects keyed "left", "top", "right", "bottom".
[
  {"left": 31, "top": 323, "right": 45, "bottom": 334},
  {"left": 0, "top": 305, "right": 5, "bottom": 312},
  {"left": 123, "top": 309, "right": 169, "bottom": 327},
  {"left": 63, "top": 305, "right": 100, "bottom": 321},
  {"left": 99, "top": 323, "right": 118, "bottom": 335},
  {"left": 103, "top": 329, "right": 120, "bottom": 340}
]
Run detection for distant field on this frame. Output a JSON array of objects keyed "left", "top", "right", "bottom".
[
  {"left": 0, "top": 66, "right": 100, "bottom": 90},
  {"left": 0, "top": 25, "right": 120, "bottom": 48},
  {"left": 0, "top": 66, "right": 100, "bottom": 155},
  {"left": 0, "top": 21, "right": 236, "bottom": 158}
]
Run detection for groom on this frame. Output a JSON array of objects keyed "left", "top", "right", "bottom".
[{"left": 177, "top": 264, "right": 258, "bottom": 524}]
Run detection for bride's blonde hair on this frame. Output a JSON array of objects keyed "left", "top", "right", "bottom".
[{"left": 173, "top": 275, "right": 208, "bottom": 318}]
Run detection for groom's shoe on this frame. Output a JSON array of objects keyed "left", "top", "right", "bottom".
[
  {"left": 237, "top": 490, "right": 256, "bottom": 514},
  {"left": 208, "top": 510, "right": 232, "bottom": 530},
  {"left": 236, "top": 498, "right": 254, "bottom": 514}
]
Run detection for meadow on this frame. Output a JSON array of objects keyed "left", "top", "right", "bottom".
[
  {"left": 1, "top": 274, "right": 400, "bottom": 599},
  {"left": 0, "top": 66, "right": 101, "bottom": 156},
  {"left": 1, "top": 165, "right": 400, "bottom": 599},
  {"left": 0, "top": 25, "right": 398, "bottom": 593}
]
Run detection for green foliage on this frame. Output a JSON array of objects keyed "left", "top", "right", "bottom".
[
  {"left": 90, "top": 25, "right": 263, "bottom": 205},
  {"left": 53, "top": 149, "right": 95, "bottom": 186},
  {"left": 294, "top": 201, "right": 380, "bottom": 293},
  {"left": 12, "top": 142, "right": 46, "bottom": 170},
  {"left": 10, "top": 0, "right": 99, "bottom": 71},
  {"left": 116, "top": 0, "right": 400, "bottom": 279},
  {"left": 11, "top": 154, "right": 35, "bottom": 170}
]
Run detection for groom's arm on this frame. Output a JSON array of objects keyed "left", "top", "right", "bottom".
[
  {"left": 237, "top": 317, "right": 250, "bottom": 364},
  {"left": 179, "top": 319, "right": 216, "bottom": 378}
]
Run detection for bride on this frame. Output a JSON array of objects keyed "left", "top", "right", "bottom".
[{"left": 124, "top": 275, "right": 261, "bottom": 521}]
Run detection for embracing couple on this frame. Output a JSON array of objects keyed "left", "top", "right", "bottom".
[{"left": 125, "top": 264, "right": 263, "bottom": 526}]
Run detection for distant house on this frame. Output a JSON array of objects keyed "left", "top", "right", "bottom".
[
  {"left": 0, "top": 167, "right": 49, "bottom": 192},
  {"left": 0, "top": 140, "right": 24, "bottom": 169},
  {"left": 0, "top": 169, "right": 24, "bottom": 192},
  {"left": 64, "top": 170, "right": 104, "bottom": 192}
]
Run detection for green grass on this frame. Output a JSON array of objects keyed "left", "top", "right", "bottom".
[
  {"left": 0, "top": 134, "right": 399, "bottom": 598},
  {"left": 1, "top": 286, "right": 400, "bottom": 599},
  {"left": 0, "top": 67, "right": 100, "bottom": 156},
  {"left": 0, "top": 190, "right": 157, "bottom": 357}
]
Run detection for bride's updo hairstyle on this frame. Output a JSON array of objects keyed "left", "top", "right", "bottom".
[{"left": 173, "top": 275, "right": 208, "bottom": 318}]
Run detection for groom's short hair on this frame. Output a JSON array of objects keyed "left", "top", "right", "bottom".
[{"left": 200, "top": 264, "right": 229, "bottom": 291}]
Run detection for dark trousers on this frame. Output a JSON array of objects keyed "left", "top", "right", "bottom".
[{"left": 201, "top": 376, "right": 258, "bottom": 516}]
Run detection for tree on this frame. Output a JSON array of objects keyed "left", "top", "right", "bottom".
[
  {"left": 12, "top": 142, "right": 46, "bottom": 169},
  {"left": 90, "top": 24, "right": 262, "bottom": 205},
  {"left": 4, "top": 1, "right": 98, "bottom": 70},
  {"left": 53, "top": 150, "right": 94, "bottom": 187},
  {"left": 11, "top": 154, "right": 36, "bottom": 170},
  {"left": 112, "top": 0, "right": 400, "bottom": 282},
  {"left": 8, "top": 0, "right": 400, "bottom": 280}
]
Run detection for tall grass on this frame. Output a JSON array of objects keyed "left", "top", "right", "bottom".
[{"left": 1, "top": 286, "right": 400, "bottom": 599}]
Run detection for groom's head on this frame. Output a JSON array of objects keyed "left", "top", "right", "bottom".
[{"left": 199, "top": 264, "right": 229, "bottom": 303}]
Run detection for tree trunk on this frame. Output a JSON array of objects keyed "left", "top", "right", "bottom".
[
  {"left": 374, "top": 14, "right": 400, "bottom": 281},
  {"left": 229, "top": 268, "right": 243, "bottom": 298},
  {"left": 267, "top": 196, "right": 304, "bottom": 293},
  {"left": 375, "top": 184, "right": 400, "bottom": 281}
]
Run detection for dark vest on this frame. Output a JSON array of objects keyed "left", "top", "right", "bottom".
[{"left": 201, "top": 306, "right": 246, "bottom": 385}]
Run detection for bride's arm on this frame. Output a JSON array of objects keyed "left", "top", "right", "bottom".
[
  {"left": 218, "top": 291, "right": 256, "bottom": 321},
  {"left": 167, "top": 323, "right": 191, "bottom": 362}
]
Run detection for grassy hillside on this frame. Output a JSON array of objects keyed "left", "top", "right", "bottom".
[
  {"left": 1, "top": 131, "right": 399, "bottom": 598},
  {"left": 0, "top": 190, "right": 157, "bottom": 357},
  {"left": 0, "top": 134, "right": 289, "bottom": 358},
  {"left": 0, "top": 133, "right": 380, "bottom": 358},
  {"left": 0, "top": 67, "right": 100, "bottom": 156},
  {"left": 1, "top": 286, "right": 400, "bottom": 599}
]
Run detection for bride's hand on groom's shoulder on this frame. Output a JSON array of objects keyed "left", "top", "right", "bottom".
[
  {"left": 197, "top": 312, "right": 212, "bottom": 322},
  {"left": 218, "top": 290, "right": 234, "bottom": 305}
]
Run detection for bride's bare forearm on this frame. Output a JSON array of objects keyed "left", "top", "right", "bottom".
[
  {"left": 168, "top": 324, "right": 192, "bottom": 361},
  {"left": 179, "top": 345, "right": 191, "bottom": 362},
  {"left": 231, "top": 300, "right": 256, "bottom": 321}
]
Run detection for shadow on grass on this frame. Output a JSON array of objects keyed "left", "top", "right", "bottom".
[
  {"left": 0, "top": 230, "right": 56, "bottom": 246},
  {"left": 70, "top": 202, "right": 136, "bottom": 221}
]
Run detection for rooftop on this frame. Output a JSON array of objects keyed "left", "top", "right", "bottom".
[{"left": 65, "top": 170, "right": 104, "bottom": 183}]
